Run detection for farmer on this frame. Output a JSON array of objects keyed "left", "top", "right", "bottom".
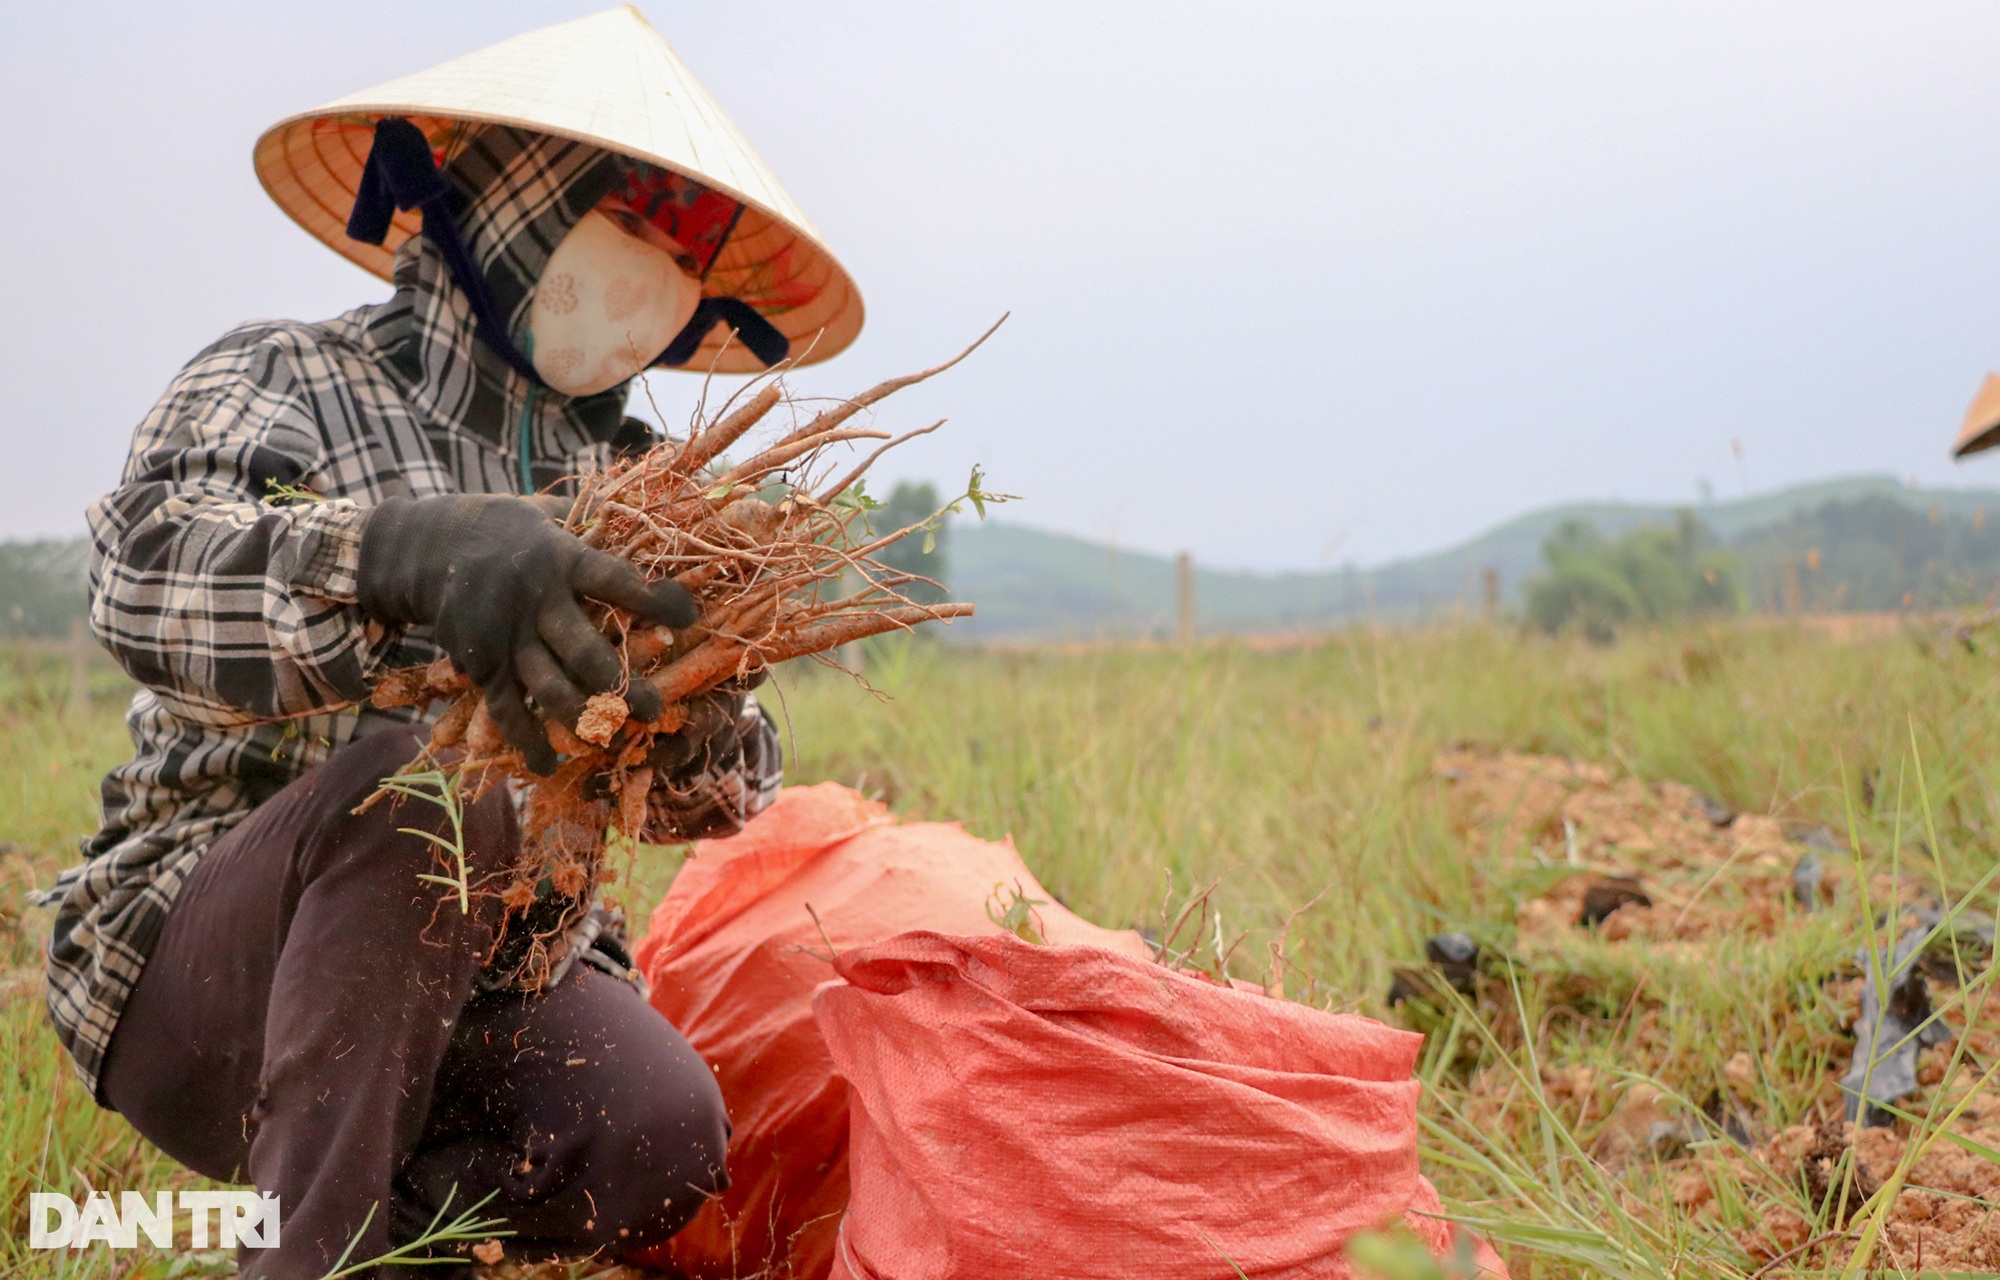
[{"left": 38, "top": 10, "right": 863, "bottom": 1277}]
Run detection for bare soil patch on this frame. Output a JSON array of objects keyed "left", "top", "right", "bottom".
[{"left": 1429, "top": 746, "right": 2000, "bottom": 1274}]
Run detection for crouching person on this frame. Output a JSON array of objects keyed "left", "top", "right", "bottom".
[{"left": 36, "top": 11, "right": 863, "bottom": 1277}]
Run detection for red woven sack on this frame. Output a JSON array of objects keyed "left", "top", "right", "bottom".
[
  {"left": 631, "top": 784, "right": 1152, "bottom": 1279},
  {"left": 813, "top": 931, "right": 1508, "bottom": 1280}
]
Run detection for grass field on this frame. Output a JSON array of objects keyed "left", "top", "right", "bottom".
[{"left": 3, "top": 621, "right": 1998, "bottom": 1278}]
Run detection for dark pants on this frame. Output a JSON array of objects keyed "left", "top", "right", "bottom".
[{"left": 98, "top": 727, "right": 729, "bottom": 1279}]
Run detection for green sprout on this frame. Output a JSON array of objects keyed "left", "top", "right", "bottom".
[
  {"left": 375, "top": 765, "right": 473, "bottom": 914},
  {"left": 985, "top": 881, "right": 1048, "bottom": 945},
  {"left": 320, "top": 1185, "right": 509, "bottom": 1278},
  {"left": 262, "top": 478, "right": 323, "bottom": 506}
]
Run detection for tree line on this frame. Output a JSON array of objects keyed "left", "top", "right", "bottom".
[
  {"left": 1523, "top": 494, "right": 2000, "bottom": 639},
  {"left": 8, "top": 489, "right": 1998, "bottom": 642}
]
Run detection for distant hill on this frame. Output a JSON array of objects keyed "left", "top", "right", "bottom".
[
  {"left": 945, "top": 475, "right": 2000, "bottom": 639},
  {"left": 10, "top": 475, "right": 2000, "bottom": 641}
]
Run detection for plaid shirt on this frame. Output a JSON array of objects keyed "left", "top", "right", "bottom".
[{"left": 41, "top": 126, "right": 779, "bottom": 1097}]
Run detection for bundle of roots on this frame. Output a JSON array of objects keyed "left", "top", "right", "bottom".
[{"left": 365, "top": 323, "right": 1000, "bottom": 944}]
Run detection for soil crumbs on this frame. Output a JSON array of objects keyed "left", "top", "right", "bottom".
[
  {"left": 1428, "top": 747, "right": 2000, "bottom": 1274},
  {"left": 1433, "top": 747, "right": 1806, "bottom": 944}
]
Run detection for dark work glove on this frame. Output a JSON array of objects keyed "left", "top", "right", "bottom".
[
  {"left": 358, "top": 494, "right": 696, "bottom": 774},
  {"left": 642, "top": 688, "right": 781, "bottom": 841},
  {"left": 646, "top": 688, "right": 748, "bottom": 783}
]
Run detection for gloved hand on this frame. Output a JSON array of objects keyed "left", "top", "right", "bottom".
[
  {"left": 647, "top": 687, "right": 751, "bottom": 783},
  {"left": 358, "top": 493, "right": 696, "bottom": 775},
  {"left": 643, "top": 685, "right": 779, "bottom": 841}
]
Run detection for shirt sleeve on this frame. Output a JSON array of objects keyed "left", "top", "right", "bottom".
[{"left": 85, "top": 327, "right": 399, "bottom": 725}]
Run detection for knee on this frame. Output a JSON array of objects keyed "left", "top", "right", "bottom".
[{"left": 589, "top": 1074, "right": 732, "bottom": 1248}]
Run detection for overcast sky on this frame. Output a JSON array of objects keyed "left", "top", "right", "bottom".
[{"left": 8, "top": 2, "right": 2000, "bottom": 569}]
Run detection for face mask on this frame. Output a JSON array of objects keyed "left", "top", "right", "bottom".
[{"left": 527, "top": 209, "right": 702, "bottom": 396}]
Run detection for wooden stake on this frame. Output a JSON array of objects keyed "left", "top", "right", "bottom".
[
  {"left": 1176, "top": 551, "right": 1196, "bottom": 648},
  {"left": 67, "top": 616, "right": 90, "bottom": 717}
]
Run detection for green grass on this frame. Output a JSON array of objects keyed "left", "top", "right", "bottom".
[
  {"left": 3, "top": 622, "right": 1998, "bottom": 1277},
  {"left": 0, "top": 646, "right": 235, "bottom": 1278}
]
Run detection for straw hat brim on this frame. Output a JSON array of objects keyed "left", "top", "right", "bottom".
[
  {"left": 1954, "top": 372, "right": 2000, "bottom": 459},
  {"left": 252, "top": 7, "right": 863, "bottom": 374}
]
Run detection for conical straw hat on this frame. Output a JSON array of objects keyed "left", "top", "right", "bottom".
[
  {"left": 1953, "top": 373, "right": 2000, "bottom": 458},
  {"left": 255, "top": 5, "right": 862, "bottom": 372}
]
